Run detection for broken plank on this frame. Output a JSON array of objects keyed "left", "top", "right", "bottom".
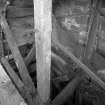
[
  {"left": 1, "top": 57, "right": 35, "bottom": 105},
  {"left": 0, "top": 15, "right": 36, "bottom": 96},
  {"left": 34, "top": 0, "right": 52, "bottom": 103}
]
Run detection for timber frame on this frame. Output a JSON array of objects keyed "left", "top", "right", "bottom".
[{"left": 1, "top": 0, "right": 105, "bottom": 105}]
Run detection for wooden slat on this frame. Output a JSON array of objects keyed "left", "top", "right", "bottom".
[
  {"left": 84, "top": 0, "right": 102, "bottom": 59},
  {"left": 34, "top": 0, "right": 52, "bottom": 103},
  {"left": 0, "top": 15, "right": 36, "bottom": 96},
  {"left": 1, "top": 57, "right": 35, "bottom": 105}
]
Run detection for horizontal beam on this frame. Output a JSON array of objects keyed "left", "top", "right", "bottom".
[{"left": 7, "top": 6, "right": 33, "bottom": 18}]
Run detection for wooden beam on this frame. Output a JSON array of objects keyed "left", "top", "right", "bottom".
[
  {"left": 51, "top": 76, "right": 82, "bottom": 105},
  {"left": 1, "top": 57, "right": 36, "bottom": 105},
  {"left": 25, "top": 44, "right": 35, "bottom": 66},
  {"left": 0, "top": 27, "right": 4, "bottom": 57},
  {"left": 84, "top": 0, "right": 102, "bottom": 59},
  {"left": 7, "top": 6, "right": 33, "bottom": 18},
  {"left": 53, "top": 43, "right": 105, "bottom": 90},
  {"left": 33, "top": 0, "right": 52, "bottom": 103},
  {"left": 0, "top": 15, "right": 36, "bottom": 96}
]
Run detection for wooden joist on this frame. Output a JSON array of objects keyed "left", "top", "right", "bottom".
[
  {"left": 54, "top": 43, "right": 105, "bottom": 90},
  {"left": 0, "top": 15, "right": 36, "bottom": 96},
  {"left": 34, "top": 0, "right": 52, "bottom": 103},
  {"left": 1, "top": 57, "right": 36, "bottom": 105}
]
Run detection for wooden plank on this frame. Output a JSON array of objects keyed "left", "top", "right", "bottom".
[
  {"left": 34, "top": 0, "right": 52, "bottom": 103},
  {"left": 8, "top": 16, "right": 34, "bottom": 46},
  {"left": 13, "top": 0, "right": 33, "bottom": 7},
  {"left": 51, "top": 76, "right": 82, "bottom": 105},
  {"left": 0, "top": 27, "right": 4, "bottom": 57},
  {"left": 25, "top": 45, "right": 35, "bottom": 66},
  {"left": 1, "top": 57, "right": 35, "bottom": 105},
  {"left": 0, "top": 15, "right": 36, "bottom": 96},
  {"left": 7, "top": 6, "right": 33, "bottom": 18},
  {"left": 84, "top": 0, "right": 102, "bottom": 59},
  {"left": 53, "top": 43, "right": 105, "bottom": 90}
]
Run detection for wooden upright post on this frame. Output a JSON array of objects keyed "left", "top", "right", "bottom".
[{"left": 33, "top": 0, "right": 52, "bottom": 103}]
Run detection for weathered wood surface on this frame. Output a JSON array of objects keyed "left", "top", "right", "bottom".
[
  {"left": 0, "top": 27, "right": 4, "bottom": 57},
  {"left": 34, "top": 0, "right": 52, "bottom": 103},
  {"left": 0, "top": 62, "right": 27, "bottom": 105},
  {"left": 84, "top": 0, "right": 102, "bottom": 59},
  {"left": 8, "top": 17, "right": 34, "bottom": 46},
  {"left": 7, "top": 6, "right": 33, "bottom": 18},
  {"left": 1, "top": 57, "right": 36, "bottom": 105},
  {"left": 0, "top": 15, "right": 36, "bottom": 96},
  {"left": 53, "top": 42, "right": 105, "bottom": 90},
  {"left": 13, "top": 0, "right": 33, "bottom": 7}
]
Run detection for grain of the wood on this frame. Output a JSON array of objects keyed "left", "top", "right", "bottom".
[
  {"left": 1, "top": 58, "right": 35, "bottom": 105},
  {"left": 0, "top": 15, "right": 36, "bottom": 96},
  {"left": 34, "top": 0, "right": 52, "bottom": 103}
]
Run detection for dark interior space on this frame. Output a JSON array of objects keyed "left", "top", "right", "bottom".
[{"left": 0, "top": 0, "right": 105, "bottom": 105}]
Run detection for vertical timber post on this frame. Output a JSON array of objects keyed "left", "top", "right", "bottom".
[{"left": 33, "top": 0, "right": 52, "bottom": 104}]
